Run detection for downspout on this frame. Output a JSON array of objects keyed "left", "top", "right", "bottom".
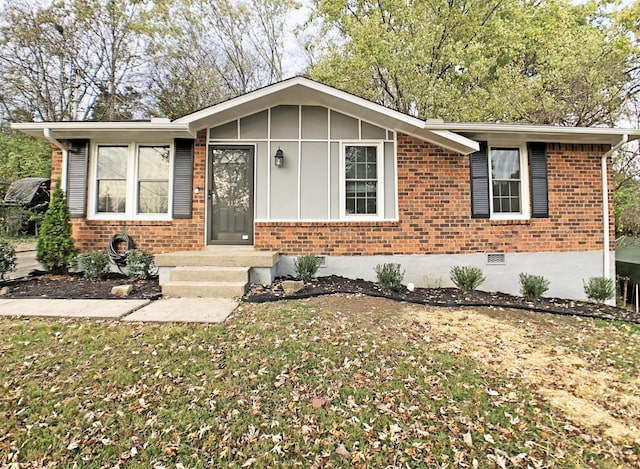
[
  {"left": 601, "top": 134, "right": 628, "bottom": 282},
  {"left": 43, "top": 128, "right": 70, "bottom": 192}
]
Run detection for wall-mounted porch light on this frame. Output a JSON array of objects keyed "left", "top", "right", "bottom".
[{"left": 274, "top": 147, "right": 284, "bottom": 168}]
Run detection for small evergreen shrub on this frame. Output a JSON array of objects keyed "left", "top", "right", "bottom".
[
  {"left": 36, "top": 184, "right": 77, "bottom": 274},
  {"left": 126, "top": 249, "right": 156, "bottom": 279},
  {"left": 77, "top": 250, "right": 109, "bottom": 279},
  {"left": 450, "top": 266, "right": 485, "bottom": 291},
  {"left": 0, "top": 239, "right": 16, "bottom": 279},
  {"left": 519, "top": 273, "right": 550, "bottom": 300},
  {"left": 294, "top": 254, "right": 319, "bottom": 282},
  {"left": 583, "top": 276, "right": 615, "bottom": 303},
  {"left": 375, "top": 263, "right": 404, "bottom": 291}
]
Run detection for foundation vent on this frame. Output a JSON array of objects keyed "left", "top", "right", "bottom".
[
  {"left": 316, "top": 256, "right": 327, "bottom": 268},
  {"left": 487, "top": 253, "right": 506, "bottom": 265}
]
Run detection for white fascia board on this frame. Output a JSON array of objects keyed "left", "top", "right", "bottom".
[
  {"left": 423, "top": 122, "right": 640, "bottom": 144},
  {"left": 424, "top": 129, "right": 480, "bottom": 154},
  {"left": 175, "top": 77, "right": 480, "bottom": 153},
  {"left": 11, "top": 121, "right": 194, "bottom": 140},
  {"left": 175, "top": 77, "right": 427, "bottom": 129}
]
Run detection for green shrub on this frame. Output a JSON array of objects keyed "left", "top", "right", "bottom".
[
  {"left": 36, "top": 184, "right": 77, "bottom": 274},
  {"left": 375, "top": 263, "right": 404, "bottom": 291},
  {"left": 77, "top": 250, "right": 109, "bottom": 279},
  {"left": 450, "top": 265, "right": 485, "bottom": 291},
  {"left": 519, "top": 273, "right": 550, "bottom": 300},
  {"left": 294, "top": 254, "right": 319, "bottom": 282},
  {"left": 0, "top": 238, "right": 16, "bottom": 279},
  {"left": 583, "top": 276, "right": 615, "bottom": 303},
  {"left": 126, "top": 249, "right": 156, "bottom": 279}
]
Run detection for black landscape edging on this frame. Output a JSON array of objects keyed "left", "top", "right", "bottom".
[{"left": 243, "top": 280, "right": 640, "bottom": 324}]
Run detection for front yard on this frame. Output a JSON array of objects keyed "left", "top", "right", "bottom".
[{"left": 1, "top": 295, "right": 639, "bottom": 467}]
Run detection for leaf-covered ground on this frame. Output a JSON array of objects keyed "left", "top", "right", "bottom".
[{"left": 1, "top": 295, "right": 639, "bottom": 468}]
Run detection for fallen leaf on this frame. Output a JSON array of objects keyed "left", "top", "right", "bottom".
[
  {"left": 336, "top": 444, "right": 350, "bottom": 459},
  {"left": 311, "top": 397, "right": 328, "bottom": 409}
]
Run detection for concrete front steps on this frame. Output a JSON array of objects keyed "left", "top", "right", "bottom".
[{"left": 155, "top": 247, "right": 279, "bottom": 298}]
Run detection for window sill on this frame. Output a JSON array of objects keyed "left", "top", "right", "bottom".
[
  {"left": 87, "top": 214, "right": 173, "bottom": 222},
  {"left": 489, "top": 219, "right": 531, "bottom": 226}
]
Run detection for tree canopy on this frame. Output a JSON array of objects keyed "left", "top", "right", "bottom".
[
  {"left": 0, "top": 0, "right": 637, "bottom": 125},
  {"left": 308, "top": 0, "right": 640, "bottom": 125}
]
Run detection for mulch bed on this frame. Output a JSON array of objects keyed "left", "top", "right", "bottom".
[
  {"left": 0, "top": 272, "right": 162, "bottom": 300},
  {"left": 2, "top": 272, "right": 637, "bottom": 324},
  {"left": 243, "top": 275, "right": 640, "bottom": 324}
]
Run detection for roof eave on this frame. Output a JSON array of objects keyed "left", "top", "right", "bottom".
[
  {"left": 423, "top": 122, "right": 640, "bottom": 145},
  {"left": 10, "top": 122, "right": 195, "bottom": 141}
]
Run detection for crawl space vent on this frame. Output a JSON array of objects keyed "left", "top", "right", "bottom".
[{"left": 487, "top": 253, "right": 506, "bottom": 265}]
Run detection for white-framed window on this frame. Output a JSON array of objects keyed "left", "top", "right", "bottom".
[
  {"left": 96, "top": 145, "right": 128, "bottom": 213},
  {"left": 340, "top": 142, "right": 384, "bottom": 219},
  {"left": 137, "top": 146, "right": 171, "bottom": 214},
  {"left": 489, "top": 145, "right": 529, "bottom": 219},
  {"left": 90, "top": 143, "right": 172, "bottom": 220}
]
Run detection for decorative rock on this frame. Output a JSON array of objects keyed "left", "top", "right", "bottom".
[
  {"left": 111, "top": 284, "right": 133, "bottom": 298},
  {"left": 0, "top": 286, "right": 10, "bottom": 296},
  {"left": 282, "top": 280, "right": 304, "bottom": 295}
]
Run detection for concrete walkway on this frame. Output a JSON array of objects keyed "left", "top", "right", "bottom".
[
  {"left": 0, "top": 297, "right": 238, "bottom": 323},
  {"left": 0, "top": 246, "right": 239, "bottom": 323}
]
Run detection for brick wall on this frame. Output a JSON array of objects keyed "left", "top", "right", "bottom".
[
  {"left": 50, "top": 131, "right": 208, "bottom": 254},
  {"left": 254, "top": 136, "right": 614, "bottom": 255},
  {"left": 49, "top": 131, "right": 613, "bottom": 256}
]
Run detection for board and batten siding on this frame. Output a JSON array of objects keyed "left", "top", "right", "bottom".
[{"left": 208, "top": 105, "right": 397, "bottom": 221}]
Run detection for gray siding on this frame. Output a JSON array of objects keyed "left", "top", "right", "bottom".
[
  {"left": 302, "top": 106, "right": 328, "bottom": 139},
  {"left": 300, "top": 142, "right": 329, "bottom": 219},
  {"left": 209, "top": 121, "right": 237, "bottom": 140},
  {"left": 362, "top": 121, "right": 386, "bottom": 139},
  {"left": 240, "top": 110, "right": 268, "bottom": 139},
  {"left": 271, "top": 106, "right": 299, "bottom": 139},
  {"left": 330, "top": 111, "right": 359, "bottom": 139},
  {"left": 269, "top": 141, "right": 299, "bottom": 219},
  {"left": 209, "top": 105, "right": 396, "bottom": 221},
  {"left": 254, "top": 142, "right": 269, "bottom": 219},
  {"left": 330, "top": 142, "right": 340, "bottom": 218}
]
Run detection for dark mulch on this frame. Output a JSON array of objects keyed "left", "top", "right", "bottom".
[
  {"left": 0, "top": 272, "right": 161, "bottom": 300},
  {"left": 244, "top": 275, "right": 640, "bottom": 324}
]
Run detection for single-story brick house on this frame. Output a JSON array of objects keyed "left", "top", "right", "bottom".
[{"left": 12, "top": 77, "right": 640, "bottom": 301}]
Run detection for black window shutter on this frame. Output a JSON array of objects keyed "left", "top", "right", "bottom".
[
  {"left": 528, "top": 142, "right": 549, "bottom": 218},
  {"left": 173, "top": 138, "right": 194, "bottom": 219},
  {"left": 470, "top": 141, "right": 490, "bottom": 218},
  {"left": 66, "top": 139, "right": 89, "bottom": 218}
]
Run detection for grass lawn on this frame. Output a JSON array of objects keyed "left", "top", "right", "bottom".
[{"left": 1, "top": 296, "right": 639, "bottom": 467}]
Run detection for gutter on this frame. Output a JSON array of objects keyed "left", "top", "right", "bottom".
[
  {"left": 43, "top": 128, "right": 70, "bottom": 192},
  {"left": 601, "top": 134, "right": 628, "bottom": 285},
  {"left": 43, "top": 128, "right": 69, "bottom": 151}
]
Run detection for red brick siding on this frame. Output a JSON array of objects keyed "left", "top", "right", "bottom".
[
  {"left": 50, "top": 131, "right": 208, "bottom": 254},
  {"left": 50, "top": 132, "right": 613, "bottom": 255},
  {"left": 254, "top": 136, "right": 613, "bottom": 255}
]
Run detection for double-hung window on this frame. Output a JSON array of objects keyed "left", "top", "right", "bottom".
[
  {"left": 490, "top": 148, "right": 524, "bottom": 215},
  {"left": 471, "top": 142, "right": 548, "bottom": 220},
  {"left": 342, "top": 143, "right": 384, "bottom": 218},
  {"left": 93, "top": 144, "right": 171, "bottom": 219},
  {"left": 96, "top": 146, "right": 128, "bottom": 213},
  {"left": 137, "top": 146, "right": 170, "bottom": 214}
]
